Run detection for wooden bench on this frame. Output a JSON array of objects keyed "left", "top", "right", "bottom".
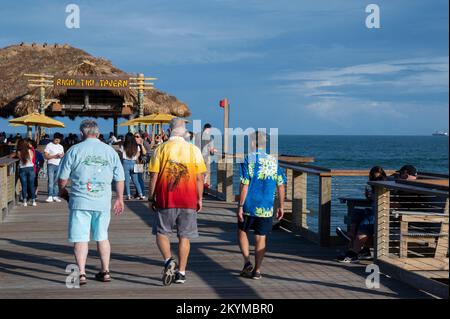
[{"left": 393, "top": 210, "right": 449, "bottom": 258}]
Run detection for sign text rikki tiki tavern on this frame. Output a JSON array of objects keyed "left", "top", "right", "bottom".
[{"left": 53, "top": 76, "right": 130, "bottom": 90}]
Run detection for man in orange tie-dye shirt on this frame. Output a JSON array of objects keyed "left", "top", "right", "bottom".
[{"left": 148, "top": 118, "right": 207, "bottom": 286}]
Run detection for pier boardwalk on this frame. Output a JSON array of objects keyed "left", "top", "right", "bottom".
[{"left": 0, "top": 186, "right": 430, "bottom": 299}]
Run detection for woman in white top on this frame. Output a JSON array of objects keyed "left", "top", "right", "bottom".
[
  {"left": 120, "top": 133, "right": 145, "bottom": 200},
  {"left": 17, "top": 139, "right": 36, "bottom": 206}
]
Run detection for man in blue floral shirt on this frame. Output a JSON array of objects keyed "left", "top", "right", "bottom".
[{"left": 237, "top": 131, "right": 286, "bottom": 280}]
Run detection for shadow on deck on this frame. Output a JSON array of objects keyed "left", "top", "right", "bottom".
[{"left": 0, "top": 188, "right": 431, "bottom": 299}]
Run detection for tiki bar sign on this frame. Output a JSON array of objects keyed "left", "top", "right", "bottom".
[{"left": 54, "top": 76, "right": 130, "bottom": 90}]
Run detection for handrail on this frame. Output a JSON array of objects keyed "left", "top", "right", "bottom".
[
  {"left": 368, "top": 180, "right": 449, "bottom": 196},
  {"left": 278, "top": 161, "right": 330, "bottom": 175}
]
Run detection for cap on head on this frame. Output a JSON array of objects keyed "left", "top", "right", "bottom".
[{"left": 399, "top": 165, "right": 417, "bottom": 176}]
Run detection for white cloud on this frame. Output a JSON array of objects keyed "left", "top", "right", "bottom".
[{"left": 274, "top": 56, "right": 449, "bottom": 124}]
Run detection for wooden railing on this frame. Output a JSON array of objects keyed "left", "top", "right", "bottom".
[
  {"left": 0, "top": 156, "right": 19, "bottom": 222},
  {"left": 207, "top": 153, "right": 449, "bottom": 249},
  {"left": 369, "top": 179, "right": 449, "bottom": 298}
]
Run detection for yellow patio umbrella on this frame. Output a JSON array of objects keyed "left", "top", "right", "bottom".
[
  {"left": 9, "top": 113, "right": 65, "bottom": 128},
  {"left": 9, "top": 113, "right": 65, "bottom": 140},
  {"left": 118, "top": 113, "right": 177, "bottom": 127},
  {"left": 119, "top": 113, "right": 189, "bottom": 136}
]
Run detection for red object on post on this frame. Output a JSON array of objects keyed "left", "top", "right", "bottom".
[{"left": 219, "top": 98, "right": 228, "bottom": 108}]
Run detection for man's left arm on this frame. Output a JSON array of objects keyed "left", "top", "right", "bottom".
[
  {"left": 112, "top": 152, "right": 125, "bottom": 215},
  {"left": 276, "top": 167, "right": 287, "bottom": 220},
  {"left": 194, "top": 147, "right": 207, "bottom": 212},
  {"left": 57, "top": 150, "right": 72, "bottom": 200}
]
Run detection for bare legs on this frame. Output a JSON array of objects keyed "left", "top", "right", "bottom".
[
  {"left": 254, "top": 235, "right": 266, "bottom": 273},
  {"left": 156, "top": 233, "right": 191, "bottom": 272},
  {"left": 238, "top": 229, "right": 267, "bottom": 273},
  {"left": 178, "top": 238, "right": 190, "bottom": 273},
  {"left": 74, "top": 242, "right": 88, "bottom": 275},
  {"left": 74, "top": 240, "right": 110, "bottom": 276},
  {"left": 97, "top": 240, "right": 111, "bottom": 272},
  {"left": 238, "top": 229, "right": 251, "bottom": 264}
]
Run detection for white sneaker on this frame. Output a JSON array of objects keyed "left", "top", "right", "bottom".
[
  {"left": 23, "top": 201, "right": 28, "bottom": 207},
  {"left": 32, "top": 200, "right": 37, "bottom": 207},
  {"left": 53, "top": 197, "right": 62, "bottom": 203},
  {"left": 45, "top": 196, "right": 54, "bottom": 203}
]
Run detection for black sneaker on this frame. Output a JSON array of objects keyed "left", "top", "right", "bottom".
[
  {"left": 358, "top": 247, "right": 373, "bottom": 260},
  {"left": 162, "top": 258, "right": 177, "bottom": 286},
  {"left": 336, "top": 227, "right": 352, "bottom": 243},
  {"left": 252, "top": 271, "right": 262, "bottom": 280},
  {"left": 174, "top": 272, "right": 186, "bottom": 284},
  {"left": 240, "top": 262, "right": 254, "bottom": 278},
  {"left": 337, "top": 250, "right": 359, "bottom": 264}
]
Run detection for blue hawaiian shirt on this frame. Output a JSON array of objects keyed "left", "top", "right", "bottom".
[
  {"left": 57, "top": 138, "right": 125, "bottom": 212},
  {"left": 240, "top": 151, "right": 286, "bottom": 218}
]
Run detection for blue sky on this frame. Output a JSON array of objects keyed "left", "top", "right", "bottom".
[{"left": 0, "top": 0, "right": 448, "bottom": 135}]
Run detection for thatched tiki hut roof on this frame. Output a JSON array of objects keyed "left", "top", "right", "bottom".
[{"left": 0, "top": 43, "right": 190, "bottom": 119}]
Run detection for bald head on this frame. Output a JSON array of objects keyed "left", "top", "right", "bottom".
[{"left": 169, "top": 118, "right": 187, "bottom": 137}]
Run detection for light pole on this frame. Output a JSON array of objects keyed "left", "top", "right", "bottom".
[
  {"left": 129, "top": 73, "right": 157, "bottom": 133},
  {"left": 24, "top": 73, "right": 56, "bottom": 139}
]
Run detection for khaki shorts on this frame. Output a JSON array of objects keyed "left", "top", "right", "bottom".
[{"left": 152, "top": 208, "right": 198, "bottom": 239}]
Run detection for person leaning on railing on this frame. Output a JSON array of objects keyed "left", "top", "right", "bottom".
[{"left": 336, "top": 166, "right": 387, "bottom": 263}]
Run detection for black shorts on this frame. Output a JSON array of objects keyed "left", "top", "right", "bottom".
[{"left": 238, "top": 215, "right": 273, "bottom": 236}]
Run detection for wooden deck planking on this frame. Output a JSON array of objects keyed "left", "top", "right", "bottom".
[{"left": 0, "top": 185, "right": 432, "bottom": 299}]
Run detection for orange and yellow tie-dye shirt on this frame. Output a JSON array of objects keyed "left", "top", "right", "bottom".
[{"left": 149, "top": 136, "right": 207, "bottom": 210}]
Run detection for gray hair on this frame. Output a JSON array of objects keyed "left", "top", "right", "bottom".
[
  {"left": 169, "top": 118, "right": 187, "bottom": 137},
  {"left": 250, "top": 130, "right": 267, "bottom": 149},
  {"left": 80, "top": 119, "right": 100, "bottom": 137}
]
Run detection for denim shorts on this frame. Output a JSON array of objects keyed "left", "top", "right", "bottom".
[
  {"left": 238, "top": 215, "right": 273, "bottom": 236},
  {"left": 68, "top": 210, "right": 111, "bottom": 243},
  {"left": 152, "top": 208, "right": 198, "bottom": 239}
]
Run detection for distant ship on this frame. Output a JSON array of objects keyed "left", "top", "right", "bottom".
[{"left": 432, "top": 131, "right": 449, "bottom": 136}]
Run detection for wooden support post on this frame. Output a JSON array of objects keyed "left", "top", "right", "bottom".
[
  {"left": 435, "top": 198, "right": 449, "bottom": 258},
  {"left": 374, "top": 186, "right": 390, "bottom": 260},
  {"left": 223, "top": 99, "right": 229, "bottom": 154},
  {"left": 113, "top": 115, "right": 118, "bottom": 137},
  {"left": 286, "top": 169, "right": 293, "bottom": 201},
  {"left": 217, "top": 158, "right": 225, "bottom": 195},
  {"left": 291, "top": 171, "right": 308, "bottom": 231},
  {"left": 399, "top": 218, "right": 409, "bottom": 258},
  {"left": 27, "top": 126, "right": 32, "bottom": 139},
  {"left": 138, "top": 73, "right": 145, "bottom": 133},
  {"left": 223, "top": 157, "right": 234, "bottom": 202},
  {"left": 318, "top": 176, "right": 332, "bottom": 246},
  {"left": 38, "top": 77, "right": 45, "bottom": 137}
]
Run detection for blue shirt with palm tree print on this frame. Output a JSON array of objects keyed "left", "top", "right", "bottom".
[{"left": 239, "top": 151, "right": 286, "bottom": 218}]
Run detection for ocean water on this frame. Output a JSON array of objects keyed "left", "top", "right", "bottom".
[{"left": 277, "top": 135, "right": 449, "bottom": 174}]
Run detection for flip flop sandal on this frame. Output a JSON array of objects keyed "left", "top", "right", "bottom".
[
  {"left": 79, "top": 274, "right": 87, "bottom": 286},
  {"left": 95, "top": 271, "right": 112, "bottom": 282}
]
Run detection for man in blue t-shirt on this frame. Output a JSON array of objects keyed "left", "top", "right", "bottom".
[
  {"left": 237, "top": 131, "right": 286, "bottom": 280},
  {"left": 58, "top": 119, "right": 125, "bottom": 285}
]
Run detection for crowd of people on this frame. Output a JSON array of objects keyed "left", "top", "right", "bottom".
[
  {"left": 3, "top": 122, "right": 424, "bottom": 286},
  {"left": 49, "top": 119, "right": 270, "bottom": 286}
]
